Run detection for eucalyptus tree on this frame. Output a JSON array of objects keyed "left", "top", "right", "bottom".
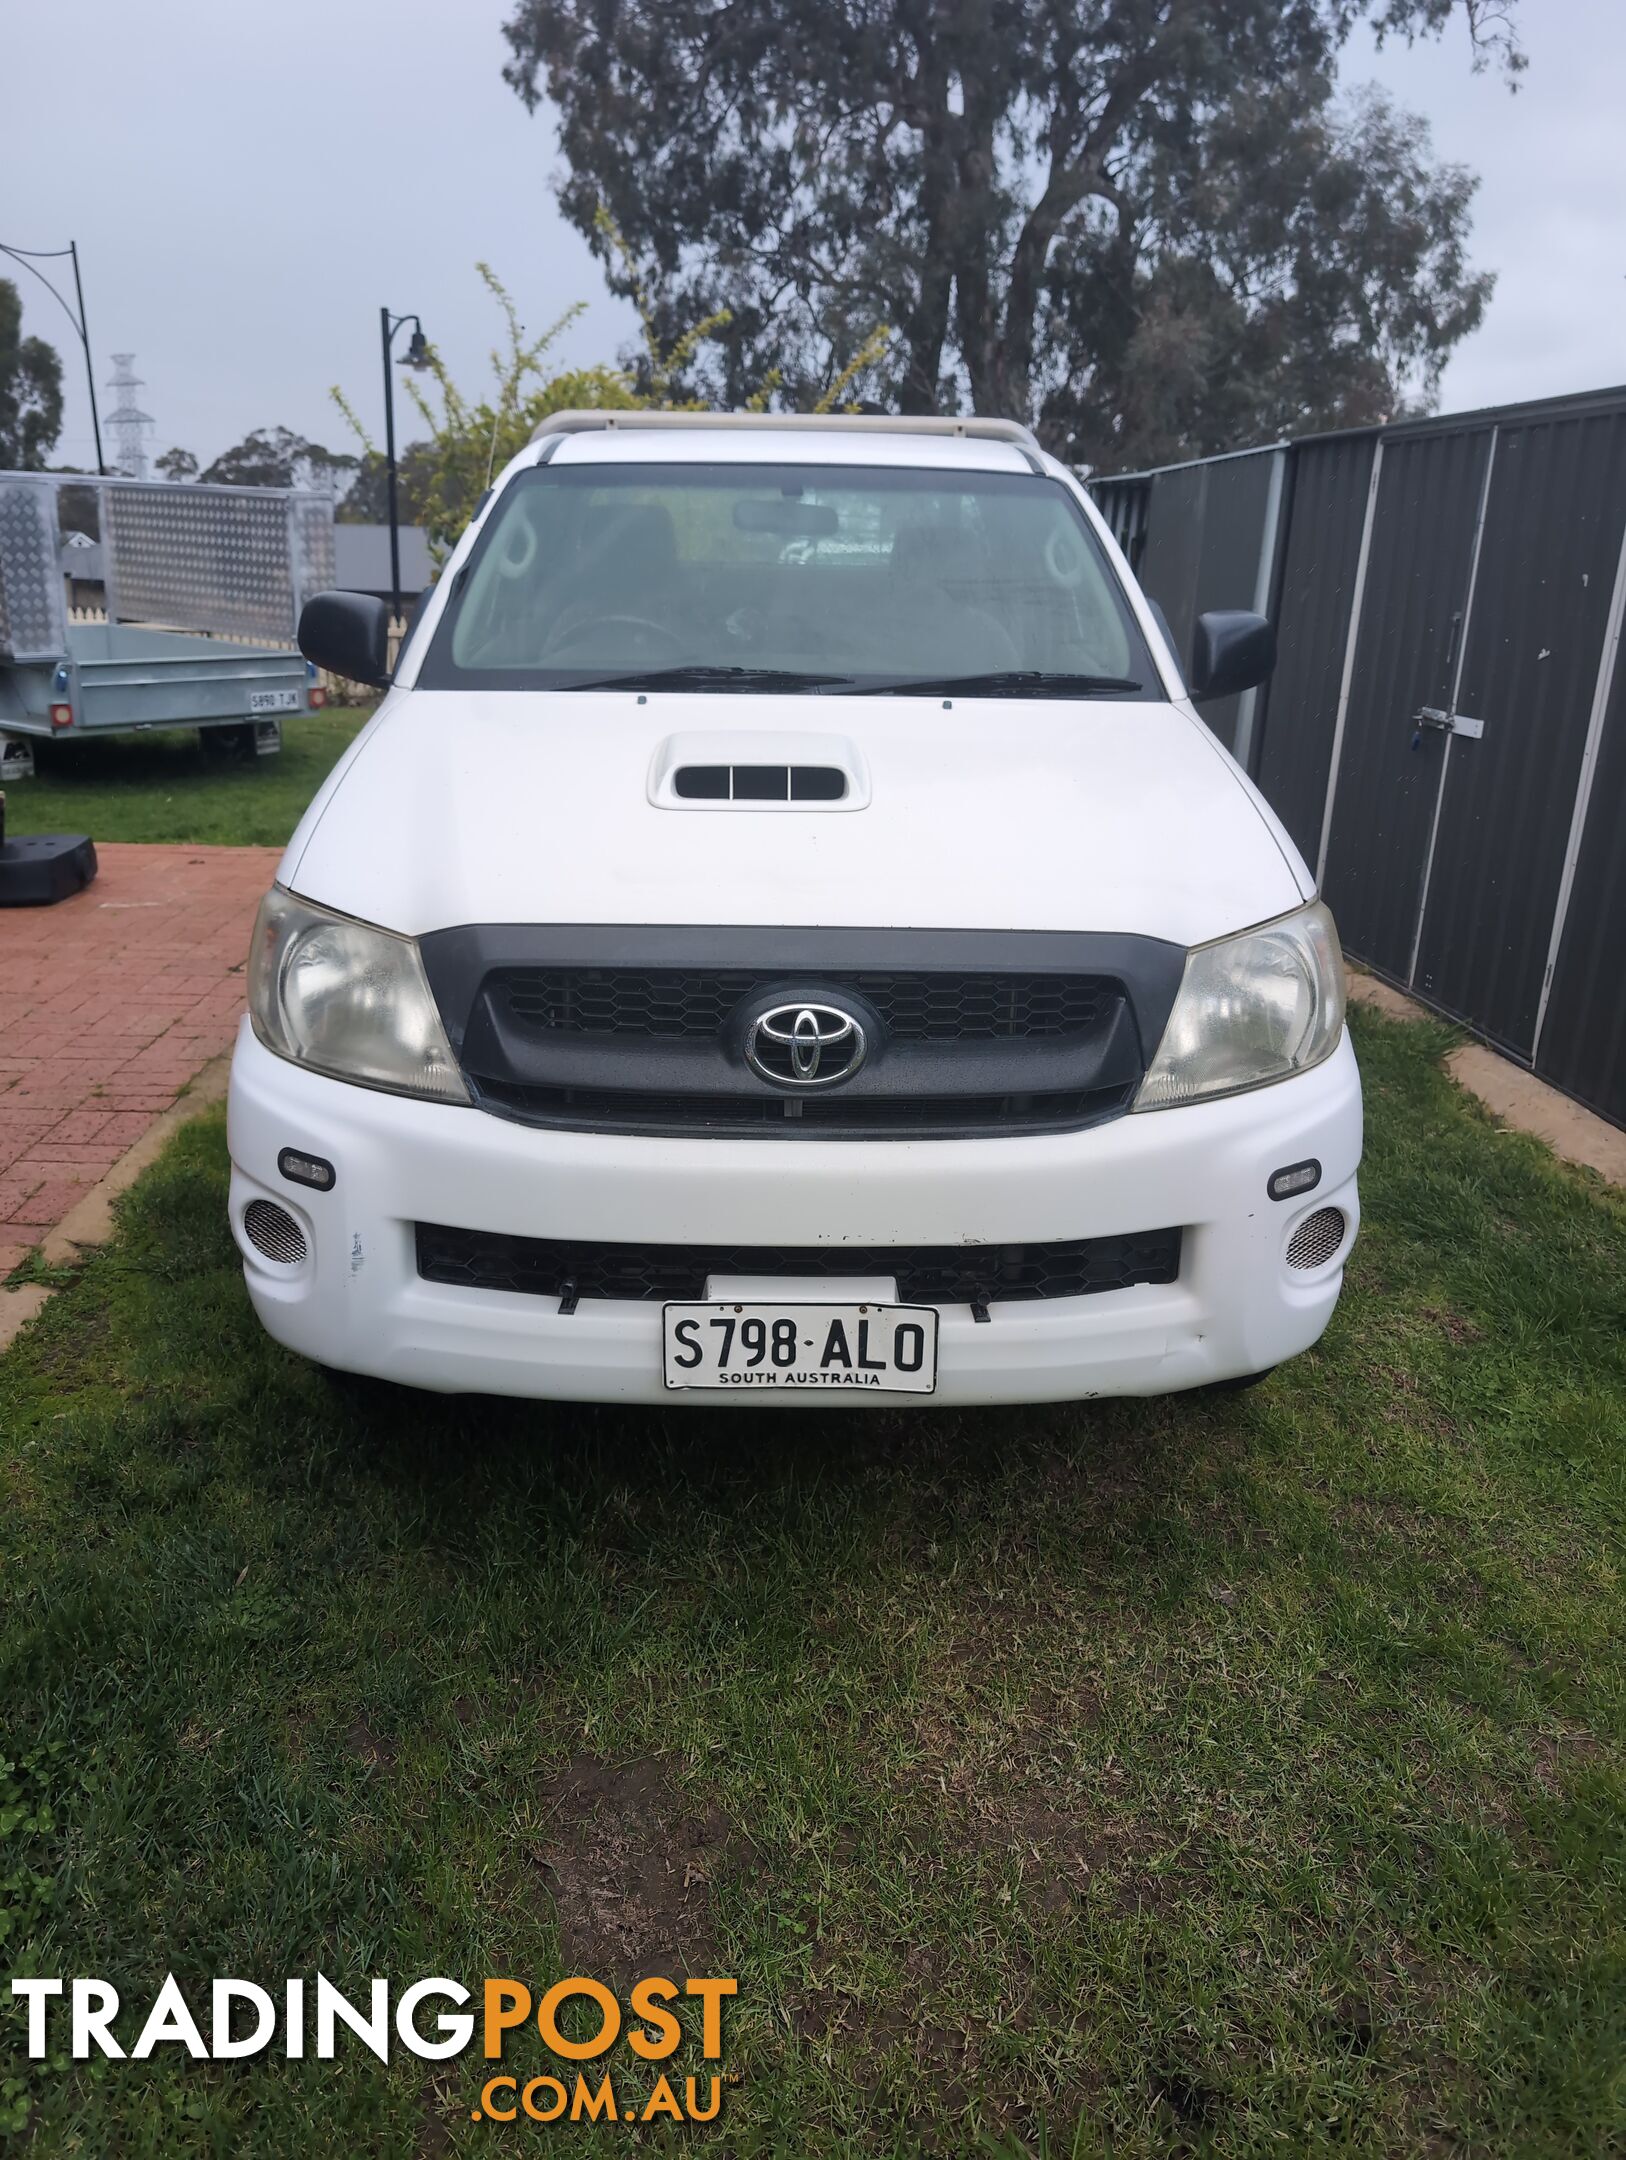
[{"left": 502, "top": 0, "right": 1520, "bottom": 466}]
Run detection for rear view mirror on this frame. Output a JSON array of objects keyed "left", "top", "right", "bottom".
[
  {"left": 299, "top": 591, "right": 392, "bottom": 689},
  {"left": 733, "top": 498, "right": 840, "bottom": 537},
  {"left": 1190, "top": 610, "right": 1275, "bottom": 703}
]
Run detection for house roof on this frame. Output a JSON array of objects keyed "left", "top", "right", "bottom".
[{"left": 333, "top": 523, "right": 434, "bottom": 595}]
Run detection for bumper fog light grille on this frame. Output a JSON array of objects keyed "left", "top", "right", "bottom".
[
  {"left": 1286, "top": 1206, "right": 1345, "bottom": 1271},
  {"left": 243, "top": 1198, "right": 308, "bottom": 1268}
]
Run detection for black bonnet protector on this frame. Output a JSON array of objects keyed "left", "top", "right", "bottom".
[{"left": 417, "top": 925, "right": 1187, "bottom": 1140}]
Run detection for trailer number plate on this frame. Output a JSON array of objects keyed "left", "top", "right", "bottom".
[
  {"left": 662, "top": 1302, "right": 938, "bottom": 1393},
  {"left": 248, "top": 689, "right": 301, "bottom": 714}
]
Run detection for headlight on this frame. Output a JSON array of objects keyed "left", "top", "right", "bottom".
[
  {"left": 1134, "top": 900, "right": 1344, "bottom": 1112},
  {"left": 248, "top": 886, "right": 469, "bottom": 1104}
]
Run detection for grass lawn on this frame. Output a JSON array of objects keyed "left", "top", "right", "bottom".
[
  {"left": 2, "top": 710, "right": 371, "bottom": 848},
  {"left": 1, "top": 1007, "right": 1622, "bottom": 2156}
]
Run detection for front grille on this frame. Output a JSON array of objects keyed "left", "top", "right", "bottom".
[
  {"left": 419, "top": 927, "right": 1186, "bottom": 1145},
  {"left": 499, "top": 968, "right": 1114, "bottom": 1042},
  {"left": 416, "top": 1223, "right": 1182, "bottom": 1305},
  {"left": 473, "top": 1079, "right": 1133, "bottom": 1137}
]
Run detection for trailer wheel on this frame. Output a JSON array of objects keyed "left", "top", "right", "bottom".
[{"left": 200, "top": 724, "right": 256, "bottom": 758}]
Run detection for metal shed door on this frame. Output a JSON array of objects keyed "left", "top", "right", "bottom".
[
  {"left": 1320, "top": 427, "right": 1494, "bottom": 983},
  {"left": 1409, "top": 409, "right": 1626, "bottom": 1056}
]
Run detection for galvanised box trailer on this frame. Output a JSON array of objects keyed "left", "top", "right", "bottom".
[{"left": 0, "top": 472, "right": 335, "bottom": 764}]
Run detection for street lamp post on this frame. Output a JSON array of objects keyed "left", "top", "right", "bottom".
[
  {"left": 0, "top": 239, "right": 105, "bottom": 473},
  {"left": 380, "top": 307, "right": 431, "bottom": 624}
]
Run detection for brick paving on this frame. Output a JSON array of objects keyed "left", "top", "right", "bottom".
[{"left": 0, "top": 843, "right": 280, "bottom": 1275}]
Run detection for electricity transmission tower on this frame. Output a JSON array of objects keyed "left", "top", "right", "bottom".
[{"left": 104, "top": 353, "right": 154, "bottom": 479}]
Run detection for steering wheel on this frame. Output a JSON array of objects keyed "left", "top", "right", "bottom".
[
  {"left": 491, "top": 519, "right": 538, "bottom": 580},
  {"left": 542, "top": 613, "right": 687, "bottom": 664},
  {"left": 1044, "top": 524, "right": 1090, "bottom": 587}
]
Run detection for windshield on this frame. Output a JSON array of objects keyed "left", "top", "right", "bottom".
[{"left": 418, "top": 461, "right": 1159, "bottom": 696}]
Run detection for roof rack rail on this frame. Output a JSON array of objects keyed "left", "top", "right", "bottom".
[{"left": 527, "top": 408, "right": 1042, "bottom": 450}]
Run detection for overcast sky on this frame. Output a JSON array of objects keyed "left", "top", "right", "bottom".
[{"left": 4, "top": 0, "right": 1621, "bottom": 476}]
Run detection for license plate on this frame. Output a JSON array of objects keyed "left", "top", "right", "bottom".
[
  {"left": 248, "top": 688, "right": 301, "bottom": 713},
  {"left": 663, "top": 1301, "right": 938, "bottom": 1394}
]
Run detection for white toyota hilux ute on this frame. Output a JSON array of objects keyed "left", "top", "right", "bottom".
[{"left": 228, "top": 412, "right": 1361, "bottom": 1404}]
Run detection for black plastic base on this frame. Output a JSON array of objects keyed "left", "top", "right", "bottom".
[{"left": 0, "top": 834, "right": 98, "bottom": 906}]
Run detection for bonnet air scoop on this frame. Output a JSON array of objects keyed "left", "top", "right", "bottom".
[
  {"left": 649, "top": 732, "right": 871, "bottom": 811},
  {"left": 674, "top": 763, "right": 846, "bottom": 801}
]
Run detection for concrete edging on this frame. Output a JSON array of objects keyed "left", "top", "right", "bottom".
[{"left": 1348, "top": 972, "right": 1625, "bottom": 1189}]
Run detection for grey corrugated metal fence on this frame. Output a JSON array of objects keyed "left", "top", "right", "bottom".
[{"left": 1090, "top": 384, "right": 1626, "bottom": 1132}]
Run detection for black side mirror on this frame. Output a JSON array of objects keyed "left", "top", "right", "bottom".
[
  {"left": 299, "top": 591, "right": 392, "bottom": 690},
  {"left": 1190, "top": 610, "right": 1275, "bottom": 704}
]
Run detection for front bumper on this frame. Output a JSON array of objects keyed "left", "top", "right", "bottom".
[{"left": 226, "top": 1021, "right": 1362, "bottom": 1405}]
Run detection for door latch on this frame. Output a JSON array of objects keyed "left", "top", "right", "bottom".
[{"left": 1410, "top": 707, "right": 1485, "bottom": 751}]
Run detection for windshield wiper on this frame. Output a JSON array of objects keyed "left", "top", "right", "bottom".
[
  {"left": 557, "top": 664, "right": 855, "bottom": 693},
  {"left": 850, "top": 669, "right": 1143, "bottom": 699}
]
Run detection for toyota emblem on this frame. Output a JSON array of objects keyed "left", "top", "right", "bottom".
[{"left": 745, "top": 1003, "right": 867, "bottom": 1088}]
